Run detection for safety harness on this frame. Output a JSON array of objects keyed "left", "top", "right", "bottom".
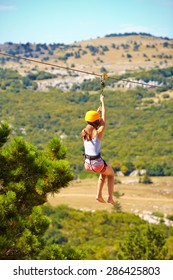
[{"left": 84, "top": 153, "right": 101, "bottom": 160}]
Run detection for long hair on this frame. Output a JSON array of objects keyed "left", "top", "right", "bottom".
[{"left": 81, "top": 120, "right": 100, "bottom": 141}]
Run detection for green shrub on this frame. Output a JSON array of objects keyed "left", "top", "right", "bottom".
[
  {"left": 167, "top": 214, "right": 173, "bottom": 221},
  {"left": 139, "top": 174, "right": 152, "bottom": 184},
  {"left": 152, "top": 212, "right": 164, "bottom": 218}
]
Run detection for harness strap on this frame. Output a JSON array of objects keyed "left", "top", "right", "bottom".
[{"left": 84, "top": 153, "right": 100, "bottom": 160}]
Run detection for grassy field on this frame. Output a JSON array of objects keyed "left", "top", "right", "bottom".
[{"left": 47, "top": 176, "right": 173, "bottom": 216}]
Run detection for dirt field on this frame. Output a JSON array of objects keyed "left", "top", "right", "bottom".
[{"left": 47, "top": 176, "right": 173, "bottom": 216}]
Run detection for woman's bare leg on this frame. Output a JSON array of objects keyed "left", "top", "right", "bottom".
[
  {"left": 96, "top": 173, "right": 106, "bottom": 203},
  {"left": 101, "top": 165, "right": 115, "bottom": 204},
  {"left": 107, "top": 174, "right": 115, "bottom": 204}
]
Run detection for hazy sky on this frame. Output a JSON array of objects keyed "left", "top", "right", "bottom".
[{"left": 0, "top": 0, "right": 173, "bottom": 44}]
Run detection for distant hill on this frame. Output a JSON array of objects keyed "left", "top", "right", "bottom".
[
  {"left": 0, "top": 33, "right": 173, "bottom": 79},
  {"left": 104, "top": 32, "right": 172, "bottom": 40}
]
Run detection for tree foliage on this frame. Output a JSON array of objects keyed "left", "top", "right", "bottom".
[
  {"left": 0, "top": 122, "right": 73, "bottom": 259},
  {"left": 0, "top": 67, "right": 173, "bottom": 177},
  {"left": 42, "top": 204, "right": 173, "bottom": 260},
  {"left": 119, "top": 225, "right": 169, "bottom": 260}
]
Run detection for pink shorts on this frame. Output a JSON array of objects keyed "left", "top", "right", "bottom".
[{"left": 84, "top": 158, "right": 107, "bottom": 173}]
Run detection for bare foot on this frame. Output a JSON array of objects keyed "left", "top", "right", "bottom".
[
  {"left": 96, "top": 196, "right": 106, "bottom": 203},
  {"left": 107, "top": 197, "right": 115, "bottom": 205}
]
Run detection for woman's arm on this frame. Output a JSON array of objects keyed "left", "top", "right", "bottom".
[{"left": 97, "top": 95, "right": 106, "bottom": 139}]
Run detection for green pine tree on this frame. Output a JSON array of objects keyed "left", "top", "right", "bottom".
[{"left": 0, "top": 122, "right": 73, "bottom": 259}]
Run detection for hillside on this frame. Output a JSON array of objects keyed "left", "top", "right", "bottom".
[
  {"left": 0, "top": 33, "right": 173, "bottom": 91},
  {"left": 1, "top": 82, "right": 173, "bottom": 177},
  {"left": 0, "top": 33, "right": 173, "bottom": 177}
]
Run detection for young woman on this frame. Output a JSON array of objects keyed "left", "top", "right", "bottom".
[{"left": 81, "top": 95, "right": 115, "bottom": 204}]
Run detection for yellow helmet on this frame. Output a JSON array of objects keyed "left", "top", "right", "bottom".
[{"left": 85, "top": 111, "right": 100, "bottom": 122}]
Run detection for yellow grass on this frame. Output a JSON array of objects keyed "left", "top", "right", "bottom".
[
  {"left": 47, "top": 176, "right": 173, "bottom": 215},
  {"left": 3, "top": 35, "right": 173, "bottom": 76}
]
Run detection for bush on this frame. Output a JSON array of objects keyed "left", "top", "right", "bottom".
[
  {"left": 163, "top": 94, "right": 170, "bottom": 99},
  {"left": 139, "top": 174, "right": 152, "bottom": 184},
  {"left": 112, "top": 201, "right": 122, "bottom": 212},
  {"left": 167, "top": 214, "right": 173, "bottom": 221},
  {"left": 152, "top": 212, "right": 164, "bottom": 218}
]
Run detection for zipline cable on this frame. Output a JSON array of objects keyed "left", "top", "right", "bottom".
[
  {"left": 0, "top": 51, "right": 101, "bottom": 77},
  {"left": 0, "top": 51, "right": 161, "bottom": 88}
]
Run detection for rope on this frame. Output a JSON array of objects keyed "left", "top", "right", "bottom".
[
  {"left": 0, "top": 51, "right": 161, "bottom": 88},
  {"left": 0, "top": 52, "right": 101, "bottom": 77}
]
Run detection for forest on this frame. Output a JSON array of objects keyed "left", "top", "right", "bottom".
[{"left": 0, "top": 66, "right": 173, "bottom": 177}]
